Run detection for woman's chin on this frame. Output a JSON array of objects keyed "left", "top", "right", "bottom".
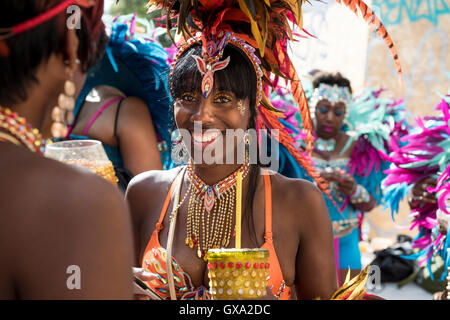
[{"left": 317, "top": 131, "right": 338, "bottom": 140}]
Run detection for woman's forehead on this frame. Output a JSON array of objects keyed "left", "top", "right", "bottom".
[{"left": 317, "top": 99, "right": 347, "bottom": 109}]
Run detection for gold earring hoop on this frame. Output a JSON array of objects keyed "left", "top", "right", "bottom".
[
  {"left": 237, "top": 100, "right": 246, "bottom": 115},
  {"left": 51, "top": 68, "right": 76, "bottom": 138}
]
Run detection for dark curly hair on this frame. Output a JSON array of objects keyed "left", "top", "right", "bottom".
[
  {"left": 312, "top": 71, "right": 353, "bottom": 94},
  {"left": 0, "top": 0, "right": 107, "bottom": 105}
]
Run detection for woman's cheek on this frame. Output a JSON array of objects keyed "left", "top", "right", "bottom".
[
  {"left": 174, "top": 102, "right": 189, "bottom": 127},
  {"left": 222, "top": 108, "right": 249, "bottom": 130}
]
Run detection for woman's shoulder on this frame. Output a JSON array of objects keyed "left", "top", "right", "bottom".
[
  {"left": 117, "top": 96, "right": 151, "bottom": 121},
  {"left": 268, "top": 171, "right": 324, "bottom": 207},
  {"left": 125, "top": 166, "right": 184, "bottom": 226},
  {"left": 268, "top": 171, "right": 329, "bottom": 224},
  {"left": 336, "top": 131, "right": 358, "bottom": 156},
  {"left": 0, "top": 144, "right": 128, "bottom": 229},
  {"left": 126, "top": 166, "right": 183, "bottom": 200}
]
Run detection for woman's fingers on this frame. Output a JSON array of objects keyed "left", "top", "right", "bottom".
[{"left": 133, "top": 267, "right": 157, "bottom": 281}]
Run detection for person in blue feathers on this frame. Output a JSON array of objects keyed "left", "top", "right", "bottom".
[
  {"left": 309, "top": 72, "right": 375, "bottom": 283},
  {"left": 285, "top": 71, "right": 406, "bottom": 284},
  {"left": 67, "top": 15, "right": 174, "bottom": 191}
]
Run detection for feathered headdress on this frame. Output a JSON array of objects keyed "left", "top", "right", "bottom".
[{"left": 146, "top": 0, "right": 402, "bottom": 194}]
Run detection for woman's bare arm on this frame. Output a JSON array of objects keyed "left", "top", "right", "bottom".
[
  {"left": 294, "top": 184, "right": 338, "bottom": 299},
  {"left": 117, "top": 97, "right": 163, "bottom": 175}
]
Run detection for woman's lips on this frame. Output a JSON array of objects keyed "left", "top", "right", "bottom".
[{"left": 323, "top": 126, "right": 335, "bottom": 133}]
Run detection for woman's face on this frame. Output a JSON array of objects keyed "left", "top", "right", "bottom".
[
  {"left": 314, "top": 99, "right": 346, "bottom": 140},
  {"left": 174, "top": 87, "right": 251, "bottom": 167}
]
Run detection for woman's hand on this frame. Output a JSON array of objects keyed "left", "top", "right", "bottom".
[
  {"left": 437, "top": 209, "right": 449, "bottom": 235},
  {"left": 320, "top": 168, "right": 357, "bottom": 197},
  {"left": 320, "top": 167, "right": 342, "bottom": 183},
  {"left": 133, "top": 267, "right": 157, "bottom": 300},
  {"left": 409, "top": 177, "right": 437, "bottom": 209},
  {"left": 336, "top": 171, "right": 357, "bottom": 197}
]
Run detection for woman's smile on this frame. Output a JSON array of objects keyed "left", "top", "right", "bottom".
[{"left": 191, "top": 129, "right": 223, "bottom": 150}]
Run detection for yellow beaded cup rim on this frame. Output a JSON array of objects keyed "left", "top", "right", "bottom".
[{"left": 206, "top": 248, "right": 269, "bottom": 260}]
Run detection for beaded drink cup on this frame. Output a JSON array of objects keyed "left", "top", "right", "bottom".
[
  {"left": 44, "top": 140, "right": 118, "bottom": 186},
  {"left": 206, "top": 248, "right": 269, "bottom": 300}
]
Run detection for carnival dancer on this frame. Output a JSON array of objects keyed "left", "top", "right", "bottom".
[
  {"left": 126, "top": 0, "right": 401, "bottom": 300},
  {"left": 382, "top": 90, "right": 450, "bottom": 290},
  {"left": 67, "top": 14, "right": 174, "bottom": 191},
  {"left": 286, "top": 71, "right": 408, "bottom": 284},
  {"left": 0, "top": 0, "right": 134, "bottom": 299}
]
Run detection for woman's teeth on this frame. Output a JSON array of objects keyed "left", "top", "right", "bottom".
[{"left": 192, "top": 131, "right": 221, "bottom": 143}]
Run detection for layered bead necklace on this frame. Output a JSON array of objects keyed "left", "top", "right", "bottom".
[
  {"left": 185, "top": 161, "right": 250, "bottom": 260},
  {"left": 0, "top": 106, "right": 46, "bottom": 154}
]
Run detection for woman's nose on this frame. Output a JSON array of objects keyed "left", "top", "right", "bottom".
[
  {"left": 325, "top": 110, "right": 334, "bottom": 121},
  {"left": 191, "top": 98, "right": 215, "bottom": 123}
]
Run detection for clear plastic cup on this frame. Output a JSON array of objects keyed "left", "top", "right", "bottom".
[{"left": 44, "top": 140, "right": 118, "bottom": 186}]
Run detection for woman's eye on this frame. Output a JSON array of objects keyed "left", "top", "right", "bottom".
[
  {"left": 317, "top": 107, "right": 329, "bottom": 114},
  {"left": 334, "top": 110, "right": 345, "bottom": 117},
  {"left": 180, "top": 93, "right": 196, "bottom": 103},
  {"left": 214, "top": 95, "right": 232, "bottom": 104}
]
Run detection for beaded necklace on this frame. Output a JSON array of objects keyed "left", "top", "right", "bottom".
[
  {"left": 315, "top": 137, "right": 336, "bottom": 152},
  {"left": 185, "top": 161, "right": 250, "bottom": 260},
  {"left": 0, "top": 106, "right": 46, "bottom": 154}
]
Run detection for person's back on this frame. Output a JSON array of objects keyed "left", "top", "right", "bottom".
[
  {"left": 0, "top": 0, "right": 134, "bottom": 299},
  {"left": 69, "top": 85, "right": 163, "bottom": 176},
  {"left": 0, "top": 143, "right": 134, "bottom": 299}
]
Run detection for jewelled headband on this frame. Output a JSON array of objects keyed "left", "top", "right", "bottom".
[
  {"left": 0, "top": 0, "right": 95, "bottom": 41},
  {"left": 310, "top": 83, "right": 353, "bottom": 108},
  {"left": 170, "top": 32, "right": 264, "bottom": 103}
]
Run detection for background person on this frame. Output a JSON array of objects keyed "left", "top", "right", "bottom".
[
  {"left": 0, "top": 0, "right": 134, "bottom": 299},
  {"left": 67, "top": 15, "right": 174, "bottom": 191}
]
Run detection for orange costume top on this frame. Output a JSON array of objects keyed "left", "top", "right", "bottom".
[{"left": 141, "top": 169, "right": 291, "bottom": 300}]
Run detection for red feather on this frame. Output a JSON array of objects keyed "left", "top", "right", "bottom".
[{"left": 336, "top": 0, "right": 403, "bottom": 80}]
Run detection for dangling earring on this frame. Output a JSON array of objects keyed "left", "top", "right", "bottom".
[
  {"left": 237, "top": 100, "right": 246, "bottom": 115},
  {"left": 244, "top": 130, "right": 251, "bottom": 146},
  {"left": 51, "top": 62, "right": 78, "bottom": 139},
  {"left": 243, "top": 130, "right": 251, "bottom": 164},
  {"left": 171, "top": 135, "right": 190, "bottom": 165}
]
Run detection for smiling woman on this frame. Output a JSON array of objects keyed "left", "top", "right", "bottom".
[
  {"left": 171, "top": 44, "right": 255, "bottom": 169},
  {"left": 125, "top": 0, "right": 340, "bottom": 301}
]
